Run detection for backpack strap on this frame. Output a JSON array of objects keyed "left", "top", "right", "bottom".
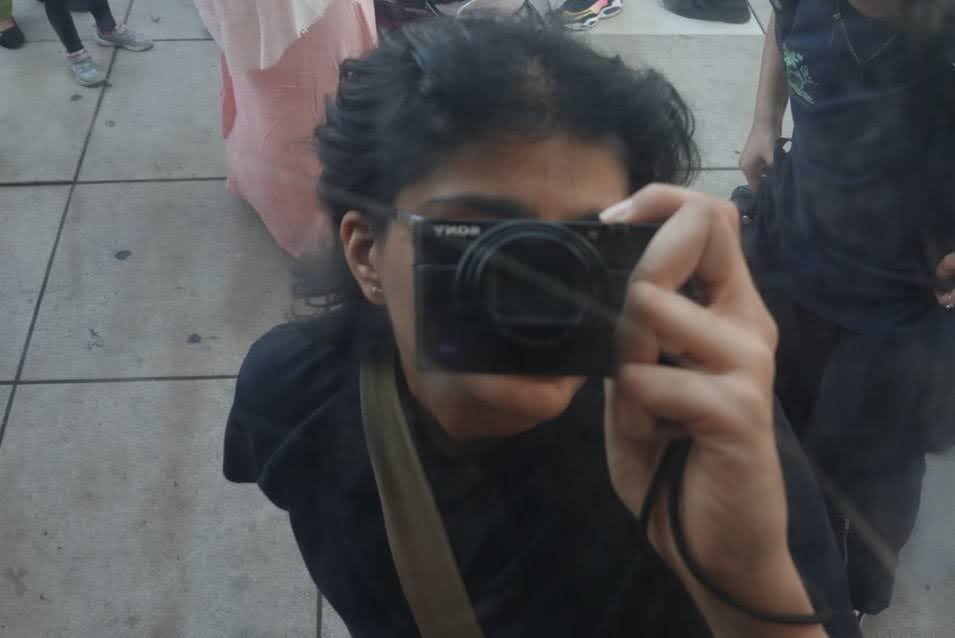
[{"left": 360, "top": 350, "right": 486, "bottom": 638}]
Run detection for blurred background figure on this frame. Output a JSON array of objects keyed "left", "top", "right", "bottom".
[
  {"left": 0, "top": 0, "right": 25, "bottom": 49},
  {"left": 739, "top": 0, "right": 955, "bottom": 617},
  {"left": 39, "top": 0, "right": 152, "bottom": 86},
  {"left": 193, "top": 0, "right": 377, "bottom": 258},
  {"left": 661, "top": 0, "right": 751, "bottom": 23}
]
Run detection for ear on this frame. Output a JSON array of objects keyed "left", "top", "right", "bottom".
[{"left": 341, "top": 211, "right": 386, "bottom": 305}]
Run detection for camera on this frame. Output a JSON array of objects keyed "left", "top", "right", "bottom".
[{"left": 412, "top": 216, "right": 658, "bottom": 377}]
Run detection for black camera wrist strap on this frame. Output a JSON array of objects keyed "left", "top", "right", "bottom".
[{"left": 638, "top": 438, "right": 833, "bottom": 627}]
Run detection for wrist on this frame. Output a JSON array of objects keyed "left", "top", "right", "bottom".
[
  {"left": 752, "top": 112, "right": 783, "bottom": 137},
  {"left": 682, "top": 549, "right": 825, "bottom": 638}
]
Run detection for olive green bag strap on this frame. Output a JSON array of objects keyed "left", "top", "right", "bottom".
[{"left": 359, "top": 351, "right": 485, "bottom": 638}]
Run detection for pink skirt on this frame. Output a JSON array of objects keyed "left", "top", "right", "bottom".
[{"left": 219, "top": 0, "right": 377, "bottom": 257}]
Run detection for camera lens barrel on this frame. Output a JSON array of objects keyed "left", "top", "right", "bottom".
[{"left": 454, "top": 221, "right": 612, "bottom": 347}]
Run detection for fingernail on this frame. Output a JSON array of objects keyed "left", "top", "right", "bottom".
[{"left": 599, "top": 201, "right": 630, "bottom": 222}]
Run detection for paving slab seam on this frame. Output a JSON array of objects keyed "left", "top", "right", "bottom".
[
  {"left": 0, "top": 180, "right": 74, "bottom": 188},
  {"left": 0, "top": 45, "right": 122, "bottom": 450},
  {"left": 74, "top": 176, "right": 227, "bottom": 185},
  {"left": 15, "top": 375, "right": 239, "bottom": 385}
]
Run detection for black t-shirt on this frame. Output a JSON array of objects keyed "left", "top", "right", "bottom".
[
  {"left": 224, "top": 319, "right": 862, "bottom": 637},
  {"left": 767, "top": 0, "right": 955, "bottom": 333}
]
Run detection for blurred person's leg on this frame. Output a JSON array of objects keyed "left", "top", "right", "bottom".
[
  {"left": 44, "top": 0, "right": 84, "bottom": 52},
  {"left": 86, "top": 0, "right": 116, "bottom": 34},
  {"left": 44, "top": 0, "right": 108, "bottom": 85},
  {"left": 839, "top": 458, "right": 925, "bottom": 615},
  {"left": 0, "top": 0, "right": 25, "bottom": 49},
  {"left": 800, "top": 307, "right": 955, "bottom": 613},
  {"left": 89, "top": 0, "right": 152, "bottom": 50}
]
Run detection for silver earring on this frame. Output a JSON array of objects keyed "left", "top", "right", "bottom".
[{"left": 370, "top": 283, "right": 383, "bottom": 298}]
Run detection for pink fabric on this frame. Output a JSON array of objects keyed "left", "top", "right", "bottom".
[
  {"left": 218, "top": 0, "right": 376, "bottom": 257},
  {"left": 195, "top": 0, "right": 333, "bottom": 75}
]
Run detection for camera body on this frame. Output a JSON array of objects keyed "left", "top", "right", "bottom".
[{"left": 412, "top": 216, "right": 658, "bottom": 377}]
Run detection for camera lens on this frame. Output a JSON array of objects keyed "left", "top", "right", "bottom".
[{"left": 455, "top": 221, "right": 610, "bottom": 348}]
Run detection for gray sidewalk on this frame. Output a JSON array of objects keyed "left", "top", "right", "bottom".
[{"left": 1, "top": 0, "right": 952, "bottom": 636}]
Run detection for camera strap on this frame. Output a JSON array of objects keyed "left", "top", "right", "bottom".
[{"left": 359, "top": 350, "right": 486, "bottom": 638}]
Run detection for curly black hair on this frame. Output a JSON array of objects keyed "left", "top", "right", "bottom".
[{"left": 296, "top": 15, "right": 699, "bottom": 340}]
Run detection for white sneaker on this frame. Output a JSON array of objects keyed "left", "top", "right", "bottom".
[
  {"left": 66, "top": 49, "right": 106, "bottom": 87},
  {"left": 95, "top": 23, "right": 153, "bottom": 52}
]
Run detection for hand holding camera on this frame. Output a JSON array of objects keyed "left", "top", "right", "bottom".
[{"left": 600, "top": 185, "right": 820, "bottom": 636}]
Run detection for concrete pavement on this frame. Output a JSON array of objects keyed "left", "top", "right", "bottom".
[{"left": 1, "top": 0, "right": 952, "bottom": 635}]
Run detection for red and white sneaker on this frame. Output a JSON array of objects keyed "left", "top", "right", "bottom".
[{"left": 560, "top": 0, "right": 623, "bottom": 31}]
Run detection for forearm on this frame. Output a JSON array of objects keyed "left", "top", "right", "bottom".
[
  {"left": 683, "top": 551, "right": 828, "bottom": 638},
  {"left": 752, "top": 15, "right": 789, "bottom": 133}
]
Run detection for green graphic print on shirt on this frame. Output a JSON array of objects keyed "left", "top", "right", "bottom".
[{"left": 784, "top": 45, "right": 816, "bottom": 105}]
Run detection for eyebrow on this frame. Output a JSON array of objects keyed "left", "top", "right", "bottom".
[
  {"left": 419, "top": 194, "right": 604, "bottom": 222},
  {"left": 420, "top": 195, "right": 535, "bottom": 219}
]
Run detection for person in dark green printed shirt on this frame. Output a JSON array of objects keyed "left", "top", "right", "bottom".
[{"left": 740, "top": 0, "right": 955, "bottom": 616}]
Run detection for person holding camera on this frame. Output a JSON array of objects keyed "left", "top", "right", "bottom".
[
  {"left": 739, "top": 0, "right": 955, "bottom": 617},
  {"left": 225, "top": 17, "right": 861, "bottom": 638}
]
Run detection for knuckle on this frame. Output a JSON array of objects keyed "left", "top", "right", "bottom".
[
  {"left": 624, "top": 280, "right": 656, "bottom": 311},
  {"left": 735, "top": 333, "right": 775, "bottom": 377},
  {"left": 698, "top": 195, "right": 739, "bottom": 233},
  {"left": 725, "top": 375, "right": 771, "bottom": 425},
  {"left": 640, "top": 182, "right": 670, "bottom": 201}
]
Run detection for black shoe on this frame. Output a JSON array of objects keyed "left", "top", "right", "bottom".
[
  {"left": 663, "top": 0, "right": 751, "bottom": 23},
  {"left": 0, "top": 22, "right": 25, "bottom": 50}
]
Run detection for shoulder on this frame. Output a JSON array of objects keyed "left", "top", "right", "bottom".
[
  {"left": 224, "top": 317, "right": 359, "bottom": 491},
  {"left": 235, "top": 320, "right": 352, "bottom": 419}
]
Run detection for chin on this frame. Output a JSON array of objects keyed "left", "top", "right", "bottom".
[{"left": 470, "top": 374, "right": 586, "bottom": 425}]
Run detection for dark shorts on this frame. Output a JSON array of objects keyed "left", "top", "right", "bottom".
[{"left": 742, "top": 173, "right": 955, "bottom": 613}]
